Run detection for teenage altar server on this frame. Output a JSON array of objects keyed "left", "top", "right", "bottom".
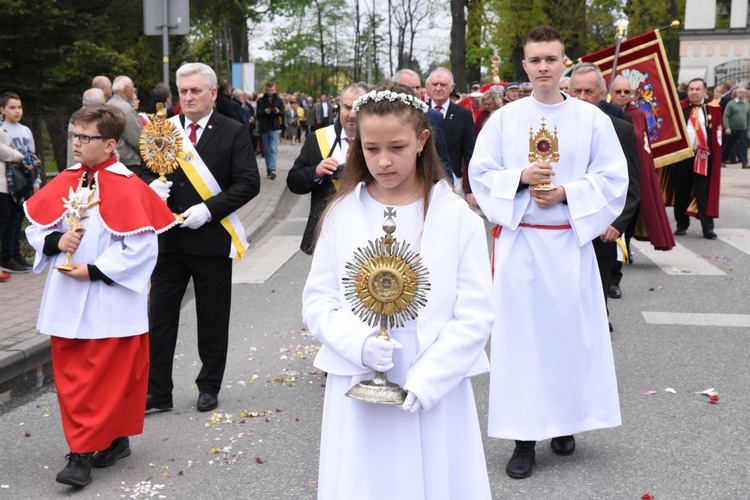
[
  {"left": 303, "top": 82, "right": 493, "bottom": 499},
  {"left": 469, "top": 26, "right": 628, "bottom": 479},
  {"left": 25, "top": 104, "right": 176, "bottom": 488}
]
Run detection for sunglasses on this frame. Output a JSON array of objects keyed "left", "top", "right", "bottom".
[{"left": 612, "top": 90, "right": 632, "bottom": 95}]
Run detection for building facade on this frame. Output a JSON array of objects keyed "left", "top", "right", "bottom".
[{"left": 679, "top": 0, "right": 750, "bottom": 86}]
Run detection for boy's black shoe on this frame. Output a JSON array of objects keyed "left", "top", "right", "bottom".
[
  {"left": 506, "top": 440, "right": 536, "bottom": 479},
  {"left": 56, "top": 453, "right": 94, "bottom": 487},
  {"left": 92, "top": 437, "right": 130, "bottom": 468},
  {"left": 0, "top": 259, "right": 29, "bottom": 273},
  {"left": 550, "top": 435, "right": 576, "bottom": 456}
]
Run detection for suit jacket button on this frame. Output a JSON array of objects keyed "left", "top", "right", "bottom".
[
  {"left": 178, "top": 205, "right": 184, "bottom": 211},
  {"left": 180, "top": 182, "right": 185, "bottom": 187}
]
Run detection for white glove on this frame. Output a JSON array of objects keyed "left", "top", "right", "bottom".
[
  {"left": 361, "top": 336, "right": 403, "bottom": 372},
  {"left": 149, "top": 179, "right": 172, "bottom": 200},
  {"left": 402, "top": 392, "right": 423, "bottom": 413},
  {"left": 180, "top": 202, "right": 212, "bottom": 230}
]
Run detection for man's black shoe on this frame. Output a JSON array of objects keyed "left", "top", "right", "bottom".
[
  {"left": 608, "top": 284, "right": 622, "bottom": 299},
  {"left": 674, "top": 227, "right": 687, "bottom": 236},
  {"left": 197, "top": 392, "right": 219, "bottom": 412},
  {"left": 269, "top": 171, "right": 277, "bottom": 180},
  {"left": 506, "top": 441, "right": 535, "bottom": 479},
  {"left": 551, "top": 435, "right": 576, "bottom": 456},
  {"left": 146, "top": 394, "right": 173, "bottom": 412},
  {"left": 703, "top": 231, "right": 717, "bottom": 240},
  {"left": 14, "top": 253, "right": 32, "bottom": 268},
  {"left": 0, "top": 258, "right": 29, "bottom": 273},
  {"left": 92, "top": 437, "right": 130, "bottom": 468},
  {"left": 56, "top": 453, "right": 94, "bottom": 487}
]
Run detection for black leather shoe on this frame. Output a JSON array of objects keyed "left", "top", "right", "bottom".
[
  {"left": 56, "top": 453, "right": 94, "bottom": 487},
  {"left": 674, "top": 227, "right": 687, "bottom": 236},
  {"left": 551, "top": 435, "right": 576, "bottom": 456},
  {"left": 608, "top": 284, "right": 622, "bottom": 299},
  {"left": 197, "top": 392, "right": 219, "bottom": 412},
  {"left": 92, "top": 437, "right": 130, "bottom": 468},
  {"left": 506, "top": 441, "right": 535, "bottom": 479},
  {"left": 703, "top": 231, "right": 717, "bottom": 240},
  {"left": 146, "top": 394, "right": 173, "bottom": 412}
]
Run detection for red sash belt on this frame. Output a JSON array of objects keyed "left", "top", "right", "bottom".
[{"left": 491, "top": 222, "right": 572, "bottom": 277}]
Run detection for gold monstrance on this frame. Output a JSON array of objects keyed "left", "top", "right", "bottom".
[
  {"left": 342, "top": 207, "right": 430, "bottom": 405},
  {"left": 140, "top": 103, "right": 184, "bottom": 222},
  {"left": 55, "top": 175, "right": 100, "bottom": 271},
  {"left": 528, "top": 117, "right": 560, "bottom": 192}
]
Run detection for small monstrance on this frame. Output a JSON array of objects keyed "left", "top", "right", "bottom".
[{"left": 528, "top": 117, "right": 560, "bottom": 192}]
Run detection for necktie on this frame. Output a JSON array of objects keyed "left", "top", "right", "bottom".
[
  {"left": 435, "top": 105, "right": 443, "bottom": 112},
  {"left": 188, "top": 122, "right": 200, "bottom": 146},
  {"left": 344, "top": 137, "right": 353, "bottom": 161}
]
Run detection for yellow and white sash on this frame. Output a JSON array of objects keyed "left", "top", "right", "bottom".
[
  {"left": 170, "top": 115, "right": 249, "bottom": 259},
  {"left": 315, "top": 124, "right": 345, "bottom": 189}
]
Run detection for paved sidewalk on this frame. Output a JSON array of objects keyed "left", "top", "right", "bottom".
[{"left": 0, "top": 143, "right": 301, "bottom": 388}]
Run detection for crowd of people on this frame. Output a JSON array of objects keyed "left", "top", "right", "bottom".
[{"left": 0, "top": 20, "right": 748, "bottom": 498}]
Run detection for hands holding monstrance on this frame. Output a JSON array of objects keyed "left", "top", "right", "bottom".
[{"left": 342, "top": 207, "right": 430, "bottom": 405}]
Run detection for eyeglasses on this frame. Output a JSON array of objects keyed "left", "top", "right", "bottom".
[
  {"left": 612, "top": 90, "right": 632, "bottom": 95},
  {"left": 67, "top": 132, "right": 110, "bottom": 144}
]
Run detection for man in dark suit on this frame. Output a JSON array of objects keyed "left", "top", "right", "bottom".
[
  {"left": 570, "top": 64, "right": 640, "bottom": 327},
  {"left": 392, "top": 68, "right": 454, "bottom": 181},
  {"left": 286, "top": 83, "right": 368, "bottom": 255},
  {"left": 426, "top": 67, "right": 477, "bottom": 207},
  {"left": 142, "top": 62, "right": 260, "bottom": 412}
]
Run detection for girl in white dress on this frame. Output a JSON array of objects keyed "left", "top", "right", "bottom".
[{"left": 302, "top": 82, "right": 494, "bottom": 500}]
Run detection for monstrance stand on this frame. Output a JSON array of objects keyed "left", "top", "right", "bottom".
[
  {"left": 342, "top": 207, "right": 430, "bottom": 405},
  {"left": 528, "top": 117, "right": 560, "bottom": 192},
  {"left": 139, "top": 103, "right": 184, "bottom": 222},
  {"left": 55, "top": 174, "right": 99, "bottom": 271}
]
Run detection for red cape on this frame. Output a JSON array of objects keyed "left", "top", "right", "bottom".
[
  {"left": 25, "top": 156, "right": 177, "bottom": 235},
  {"left": 625, "top": 104, "right": 675, "bottom": 250},
  {"left": 456, "top": 96, "right": 483, "bottom": 121},
  {"left": 679, "top": 98, "right": 722, "bottom": 219}
]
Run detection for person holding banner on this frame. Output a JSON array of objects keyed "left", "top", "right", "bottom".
[
  {"left": 142, "top": 62, "right": 260, "bottom": 413},
  {"left": 673, "top": 78, "right": 722, "bottom": 240},
  {"left": 470, "top": 26, "right": 627, "bottom": 480}
]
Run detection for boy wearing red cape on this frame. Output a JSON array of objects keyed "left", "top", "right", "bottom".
[{"left": 24, "top": 104, "right": 176, "bottom": 488}]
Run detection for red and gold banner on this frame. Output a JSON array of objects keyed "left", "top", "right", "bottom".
[{"left": 580, "top": 30, "right": 693, "bottom": 168}]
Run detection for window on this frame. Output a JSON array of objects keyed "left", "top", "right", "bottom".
[{"left": 716, "top": 0, "right": 731, "bottom": 28}]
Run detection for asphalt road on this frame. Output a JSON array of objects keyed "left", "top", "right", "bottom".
[{"left": 1, "top": 169, "right": 749, "bottom": 499}]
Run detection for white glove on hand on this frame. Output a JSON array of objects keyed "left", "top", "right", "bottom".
[
  {"left": 149, "top": 179, "right": 172, "bottom": 200},
  {"left": 180, "top": 202, "right": 212, "bottom": 230},
  {"left": 361, "top": 337, "right": 403, "bottom": 372},
  {"left": 402, "top": 392, "right": 423, "bottom": 413}
]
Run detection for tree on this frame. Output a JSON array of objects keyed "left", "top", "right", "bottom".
[{"left": 624, "top": 0, "right": 685, "bottom": 77}]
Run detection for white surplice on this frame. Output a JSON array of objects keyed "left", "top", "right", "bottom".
[
  {"left": 25, "top": 164, "right": 159, "bottom": 339},
  {"left": 469, "top": 95, "right": 628, "bottom": 441},
  {"left": 303, "top": 181, "right": 493, "bottom": 500}
]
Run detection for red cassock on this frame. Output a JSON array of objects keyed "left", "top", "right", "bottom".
[
  {"left": 26, "top": 156, "right": 176, "bottom": 453},
  {"left": 625, "top": 104, "right": 675, "bottom": 250}
]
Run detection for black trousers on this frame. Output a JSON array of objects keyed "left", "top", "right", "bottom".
[
  {"left": 673, "top": 158, "right": 713, "bottom": 233},
  {"left": 593, "top": 237, "right": 617, "bottom": 309},
  {"left": 148, "top": 251, "right": 232, "bottom": 398}
]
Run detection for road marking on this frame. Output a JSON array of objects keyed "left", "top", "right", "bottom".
[
  {"left": 233, "top": 235, "right": 300, "bottom": 284},
  {"left": 643, "top": 311, "right": 750, "bottom": 328},
  {"left": 632, "top": 240, "right": 725, "bottom": 276},
  {"left": 717, "top": 228, "right": 750, "bottom": 255}
]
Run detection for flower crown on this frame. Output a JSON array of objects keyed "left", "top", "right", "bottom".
[{"left": 352, "top": 89, "right": 429, "bottom": 114}]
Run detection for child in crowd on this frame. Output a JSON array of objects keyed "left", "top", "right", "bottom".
[
  {"left": 302, "top": 82, "right": 494, "bottom": 499},
  {"left": 0, "top": 91, "right": 41, "bottom": 273},
  {"left": 0, "top": 125, "right": 24, "bottom": 282},
  {"left": 24, "top": 104, "right": 176, "bottom": 488}
]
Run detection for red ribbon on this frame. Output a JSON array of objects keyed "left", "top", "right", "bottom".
[{"left": 490, "top": 222, "right": 572, "bottom": 278}]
